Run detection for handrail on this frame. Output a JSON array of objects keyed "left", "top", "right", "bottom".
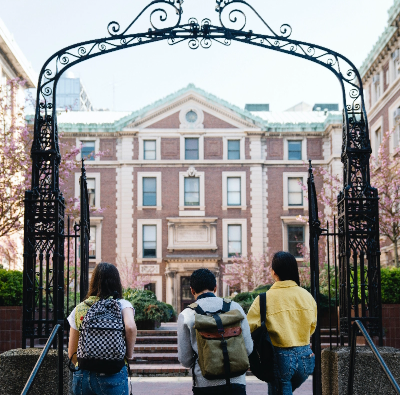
[
  {"left": 20, "top": 324, "right": 62, "bottom": 395},
  {"left": 348, "top": 320, "right": 400, "bottom": 395}
]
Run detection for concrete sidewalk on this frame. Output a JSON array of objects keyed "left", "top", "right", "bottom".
[{"left": 129, "top": 376, "right": 312, "bottom": 394}]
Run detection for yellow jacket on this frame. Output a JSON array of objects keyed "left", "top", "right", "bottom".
[{"left": 247, "top": 280, "right": 317, "bottom": 348}]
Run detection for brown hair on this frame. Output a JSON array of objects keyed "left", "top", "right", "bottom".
[{"left": 86, "top": 262, "right": 123, "bottom": 299}]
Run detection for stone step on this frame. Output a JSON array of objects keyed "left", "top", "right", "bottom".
[
  {"left": 134, "top": 344, "right": 178, "bottom": 353},
  {"left": 129, "top": 364, "right": 190, "bottom": 377},
  {"left": 130, "top": 353, "right": 179, "bottom": 364},
  {"left": 135, "top": 336, "right": 177, "bottom": 344},
  {"left": 137, "top": 330, "right": 177, "bottom": 337}
]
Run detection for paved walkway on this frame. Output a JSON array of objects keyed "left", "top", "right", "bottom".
[{"left": 129, "top": 376, "right": 312, "bottom": 394}]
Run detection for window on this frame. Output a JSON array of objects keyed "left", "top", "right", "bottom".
[
  {"left": 144, "top": 283, "right": 156, "bottom": 294},
  {"left": 288, "top": 178, "right": 303, "bottom": 206},
  {"left": 288, "top": 141, "right": 302, "bottom": 160},
  {"left": 89, "top": 226, "right": 96, "bottom": 259},
  {"left": 87, "top": 178, "right": 95, "bottom": 207},
  {"left": 288, "top": 226, "right": 304, "bottom": 257},
  {"left": 185, "top": 138, "right": 199, "bottom": 160},
  {"left": 143, "top": 177, "right": 157, "bottom": 206},
  {"left": 184, "top": 178, "right": 200, "bottom": 206},
  {"left": 228, "top": 225, "right": 242, "bottom": 257},
  {"left": 186, "top": 111, "right": 198, "bottom": 123},
  {"left": 227, "top": 177, "right": 241, "bottom": 206},
  {"left": 228, "top": 140, "right": 240, "bottom": 160},
  {"left": 374, "top": 127, "right": 382, "bottom": 158},
  {"left": 144, "top": 140, "right": 156, "bottom": 160},
  {"left": 143, "top": 225, "right": 157, "bottom": 258},
  {"left": 81, "top": 141, "right": 95, "bottom": 161}
]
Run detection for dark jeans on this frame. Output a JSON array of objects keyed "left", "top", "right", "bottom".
[
  {"left": 193, "top": 383, "right": 246, "bottom": 395},
  {"left": 268, "top": 345, "right": 315, "bottom": 395},
  {"left": 72, "top": 365, "right": 129, "bottom": 395}
]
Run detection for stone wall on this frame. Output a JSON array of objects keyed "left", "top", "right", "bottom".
[
  {"left": 0, "top": 307, "right": 22, "bottom": 353},
  {"left": 321, "top": 346, "right": 400, "bottom": 395},
  {"left": 0, "top": 348, "right": 70, "bottom": 395}
]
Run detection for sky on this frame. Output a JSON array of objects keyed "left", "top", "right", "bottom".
[{"left": 0, "top": 0, "right": 394, "bottom": 112}]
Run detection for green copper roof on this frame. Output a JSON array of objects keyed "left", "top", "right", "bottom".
[{"left": 57, "top": 83, "right": 340, "bottom": 133}]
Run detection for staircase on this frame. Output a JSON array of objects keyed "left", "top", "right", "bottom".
[{"left": 129, "top": 323, "right": 190, "bottom": 376}]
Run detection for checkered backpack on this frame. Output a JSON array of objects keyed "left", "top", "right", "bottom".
[{"left": 77, "top": 298, "right": 126, "bottom": 374}]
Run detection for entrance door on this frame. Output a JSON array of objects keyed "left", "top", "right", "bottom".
[{"left": 181, "top": 277, "right": 195, "bottom": 311}]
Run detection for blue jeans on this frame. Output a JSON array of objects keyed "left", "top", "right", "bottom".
[
  {"left": 268, "top": 345, "right": 315, "bottom": 395},
  {"left": 72, "top": 366, "right": 129, "bottom": 395}
]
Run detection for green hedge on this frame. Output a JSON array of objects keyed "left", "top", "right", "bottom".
[
  {"left": 381, "top": 268, "right": 400, "bottom": 304},
  {"left": 0, "top": 269, "right": 23, "bottom": 306},
  {"left": 123, "top": 288, "right": 176, "bottom": 323}
]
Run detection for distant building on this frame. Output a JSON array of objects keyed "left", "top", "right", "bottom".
[
  {"left": 285, "top": 102, "right": 312, "bottom": 112},
  {"left": 59, "top": 84, "right": 342, "bottom": 312},
  {"left": 312, "top": 104, "right": 339, "bottom": 112},
  {"left": 56, "top": 71, "right": 93, "bottom": 111},
  {"left": 245, "top": 104, "right": 269, "bottom": 112},
  {"left": 360, "top": 0, "right": 400, "bottom": 265}
]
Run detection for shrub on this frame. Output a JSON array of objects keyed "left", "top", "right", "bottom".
[
  {"left": 381, "top": 267, "right": 400, "bottom": 304},
  {"left": 0, "top": 269, "right": 23, "bottom": 306},
  {"left": 123, "top": 288, "right": 176, "bottom": 324}
]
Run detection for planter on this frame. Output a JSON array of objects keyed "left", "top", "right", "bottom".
[
  {"left": 136, "top": 320, "right": 161, "bottom": 330},
  {"left": 0, "top": 306, "right": 22, "bottom": 353}
]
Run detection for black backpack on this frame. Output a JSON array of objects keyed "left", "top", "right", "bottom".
[
  {"left": 76, "top": 298, "right": 126, "bottom": 374},
  {"left": 248, "top": 292, "right": 275, "bottom": 382}
]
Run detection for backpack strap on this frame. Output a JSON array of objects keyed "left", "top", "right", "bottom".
[
  {"left": 259, "top": 293, "right": 267, "bottom": 327},
  {"left": 212, "top": 313, "right": 231, "bottom": 387},
  {"left": 222, "top": 298, "right": 231, "bottom": 313},
  {"left": 188, "top": 303, "right": 206, "bottom": 315}
]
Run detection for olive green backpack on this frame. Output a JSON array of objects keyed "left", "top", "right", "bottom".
[{"left": 188, "top": 299, "right": 249, "bottom": 386}]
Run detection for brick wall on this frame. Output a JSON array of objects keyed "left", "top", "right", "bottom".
[
  {"left": 204, "top": 138, "right": 223, "bottom": 159},
  {"left": 148, "top": 112, "right": 180, "bottom": 128},
  {"left": 100, "top": 138, "right": 117, "bottom": 160},
  {"left": 161, "top": 138, "right": 180, "bottom": 160},
  {"left": 382, "top": 304, "right": 400, "bottom": 348},
  {"left": 0, "top": 306, "right": 22, "bottom": 352},
  {"left": 307, "top": 137, "right": 324, "bottom": 160},
  {"left": 203, "top": 112, "right": 237, "bottom": 129},
  {"left": 267, "top": 138, "right": 283, "bottom": 159}
]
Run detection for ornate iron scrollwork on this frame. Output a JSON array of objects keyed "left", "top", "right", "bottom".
[{"left": 25, "top": 2, "right": 381, "bottom": 381}]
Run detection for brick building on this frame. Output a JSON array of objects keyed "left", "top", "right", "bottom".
[
  {"left": 60, "top": 84, "right": 342, "bottom": 312},
  {"left": 360, "top": 0, "right": 400, "bottom": 265}
]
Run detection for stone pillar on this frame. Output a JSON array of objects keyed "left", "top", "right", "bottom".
[
  {"left": 165, "top": 270, "right": 177, "bottom": 311},
  {"left": 321, "top": 347, "right": 400, "bottom": 395}
]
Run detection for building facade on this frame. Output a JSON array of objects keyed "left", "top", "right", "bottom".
[
  {"left": 0, "top": 17, "right": 36, "bottom": 270},
  {"left": 60, "top": 84, "right": 342, "bottom": 312},
  {"left": 360, "top": 0, "right": 400, "bottom": 265}
]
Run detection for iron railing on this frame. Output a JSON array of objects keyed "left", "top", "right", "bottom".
[
  {"left": 348, "top": 320, "right": 400, "bottom": 395},
  {"left": 20, "top": 324, "right": 63, "bottom": 395}
]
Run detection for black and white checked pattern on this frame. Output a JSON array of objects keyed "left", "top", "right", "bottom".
[{"left": 77, "top": 298, "right": 126, "bottom": 361}]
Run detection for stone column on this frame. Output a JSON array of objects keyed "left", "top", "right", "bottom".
[{"left": 165, "top": 270, "right": 177, "bottom": 311}]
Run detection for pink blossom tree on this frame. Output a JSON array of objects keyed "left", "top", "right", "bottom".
[
  {"left": 222, "top": 254, "right": 273, "bottom": 292},
  {"left": 118, "top": 257, "right": 152, "bottom": 290}
]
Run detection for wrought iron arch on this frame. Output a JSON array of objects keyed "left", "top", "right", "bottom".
[{"left": 24, "top": 1, "right": 381, "bottom": 394}]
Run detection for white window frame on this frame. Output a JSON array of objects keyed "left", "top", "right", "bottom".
[
  {"left": 222, "top": 171, "right": 246, "bottom": 210},
  {"left": 75, "top": 172, "right": 101, "bottom": 209},
  {"left": 223, "top": 137, "right": 245, "bottom": 160},
  {"left": 179, "top": 167, "right": 205, "bottom": 212},
  {"left": 370, "top": 117, "right": 383, "bottom": 159},
  {"left": 141, "top": 275, "right": 163, "bottom": 300},
  {"left": 137, "top": 172, "right": 162, "bottom": 210},
  {"left": 283, "top": 138, "right": 307, "bottom": 161},
  {"left": 180, "top": 135, "right": 204, "bottom": 161},
  {"left": 389, "top": 97, "right": 400, "bottom": 154},
  {"left": 137, "top": 219, "right": 162, "bottom": 263},
  {"left": 282, "top": 172, "right": 308, "bottom": 210},
  {"left": 76, "top": 137, "right": 100, "bottom": 162},
  {"left": 89, "top": 217, "right": 103, "bottom": 264},
  {"left": 281, "top": 216, "right": 309, "bottom": 263},
  {"left": 138, "top": 137, "right": 161, "bottom": 161},
  {"left": 222, "top": 218, "right": 247, "bottom": 261}
]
